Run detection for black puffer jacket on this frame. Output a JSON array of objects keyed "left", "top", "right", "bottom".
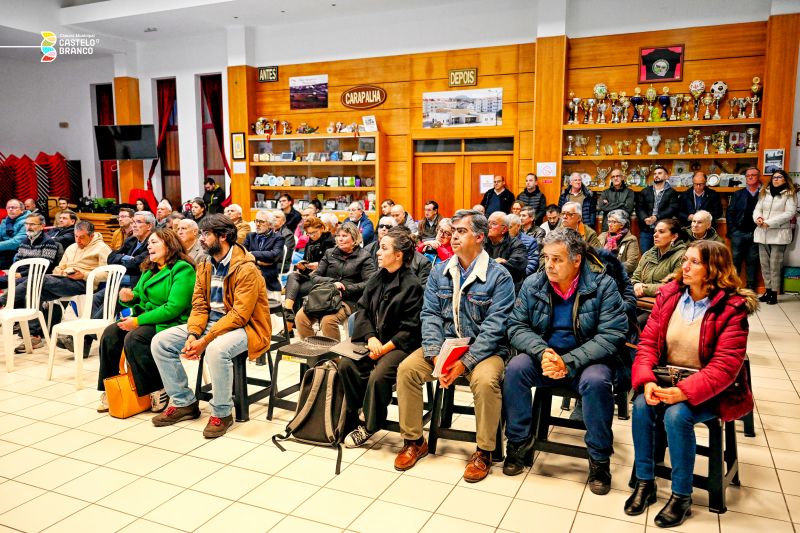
[
  {"left": 311, "top": 246, "right": 377, "bottom": 308},
  {"left": 302, "top": 231, "right": 335, "bottom": 263}
]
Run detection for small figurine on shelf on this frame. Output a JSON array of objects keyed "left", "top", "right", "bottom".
[
  {"left": 254, "top": 117, "right": 268, "bottom": 135},
  {"left": 281, "top": 120, "right": 291, "bottom": 135},
  {"left": 296, "top": 123, "right": 319, "bottom": 134},
  {"left": 327, "top": 121, "right": 335, "bottom": 134}
]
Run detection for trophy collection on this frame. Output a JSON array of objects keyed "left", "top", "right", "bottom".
[{"left": 564, "top": 78, "right": 762, "bottom": 189}]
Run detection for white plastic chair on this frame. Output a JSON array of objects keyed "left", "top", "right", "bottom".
[
  {"left": 46, "top": 264, "right": 126, "bottom": 389},
  {"left": 279, "top": 245, "right": 290, "bottom": 287},
  {"left": 1, "top": 258, "right": 51, "bottom": 372}
]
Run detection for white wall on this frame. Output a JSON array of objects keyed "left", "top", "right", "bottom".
[
  {"left": 135, "top": 31, "right": 228, "bottom": 202},
  {"left": 0, "top": 54, "right": 114, "bottom": 198}
]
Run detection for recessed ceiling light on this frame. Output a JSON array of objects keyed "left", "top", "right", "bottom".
[
  {"left": 331, "top": 3, "right": 336, "bottom": 6},
  {"left": 280, "top": 10, "right": 286, "bottom": 13},
  {"left": 144, "top": 27, "right": 158, "bottom": 32},
  {"left": 233, "top": 16, "right": 239, "bottom": 19}
]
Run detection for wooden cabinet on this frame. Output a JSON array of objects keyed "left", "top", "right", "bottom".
[{"left": 246, "top": 132, "right": 383, "bottom": 222}]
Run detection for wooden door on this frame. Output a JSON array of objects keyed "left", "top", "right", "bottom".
[
  {"left": 463, "top": 155, "right": 514, "bottom": 208},
  {"left": 414, "top": 156, "right": 464, "bottom": 218}
]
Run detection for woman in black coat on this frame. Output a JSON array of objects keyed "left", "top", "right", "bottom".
[
  {"left": 339, "top": 227, "right": 423, "bottom": 448},
  {"left": 283, "top": 216, "right": 336, "bottom": 321},
  {"left": 294, "top": 223, "right": 377, "bottom": 340}
]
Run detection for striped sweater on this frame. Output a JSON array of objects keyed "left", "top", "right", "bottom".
[{"left": 12, "top": 233, "right": 62, "bottom": 273}]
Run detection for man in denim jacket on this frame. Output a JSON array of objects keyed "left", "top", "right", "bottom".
[{"left": 394, "top": 209, "right": 515, "bottom": 483}]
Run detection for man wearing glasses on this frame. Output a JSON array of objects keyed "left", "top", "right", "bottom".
[
  {"left": 344, "top": 201, "right": 375, "bottom": 245},
  {"left": 418, "top": 200, "right": 441, "bottom": 241},
  {"left": 560, "top": 202, "right": 601, "bottom": 248},
  {"left": 480, "top": 175, "right": 515, "bottom": 216},
  {"left": 243, "top": 210, "right": 285, "bottom": 300},
  {"left": 0, "top": 199, "right": 30, "bottom": 269},
  {"left": 0, "top": 213, "right": 61, "bottom": 295}
]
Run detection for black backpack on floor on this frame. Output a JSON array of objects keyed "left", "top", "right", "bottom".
[{"left": 272, "top": 359, "right": 349, "bottom": 474}]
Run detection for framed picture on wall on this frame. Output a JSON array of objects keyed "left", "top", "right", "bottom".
[
  {"left": 639, "top": 44, "right": 684, "bottom": 83},
  {"left": 231, "top": 132, "right": 245, "bottom": 160}
]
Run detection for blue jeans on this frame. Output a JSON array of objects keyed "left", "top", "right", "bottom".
[
  {"left": 632, "top": 394, "right": 717, "bottom": 496},
  {"left": 730, "top": 230, "right": 759, "bottom": 289},
  {"left": 151, "top": 323, "right": 249, "bottom": 418},
  {"left": 503, "top": 353, "right": 614, "bottom": 461},
  {"left": 639, "top": 230, "right": 654, "bottom": 255}
]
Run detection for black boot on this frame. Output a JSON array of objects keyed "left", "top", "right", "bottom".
[
  {"left": 503, "top": 438, "right": 530, "bottom": 476},
  {"left": 624, "top": 479, "right": 657, "bottom": 516},
  {"left": 588, "top": 458, "right": 612, "bottom": 495},
  {"left": 768, "top": 291, "right": 778, "bottom": 305},
  {"left": 759, "top": 289, "right": 772, "bottom": 303},
  {"left": 654, "top": 493, "right": 692, "bottom": 528}
]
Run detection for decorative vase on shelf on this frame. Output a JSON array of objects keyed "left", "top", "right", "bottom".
[{"left": 646, "top": 129, "right": 661, "bottom": 155}]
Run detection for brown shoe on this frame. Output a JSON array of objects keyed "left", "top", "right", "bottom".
[
  {"left": 463, "top": 450, "right": 491, "bottom": 483},
  {"left": 203, "top": 415, "right": 234, "bottom": 438},
  {"left": 394, "top": 439, "right": 428, "bottom": 471},
  {"left": 151, "top": 401, "right": 200, "bottom": 427}
]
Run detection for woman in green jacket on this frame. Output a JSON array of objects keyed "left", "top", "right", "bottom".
[{"left": 97, "top": 228, "right": 196, "bottom": 413}]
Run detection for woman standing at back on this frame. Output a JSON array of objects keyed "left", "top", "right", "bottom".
[{"left": 753, "top": 169, "right": 796, "bottom": 305}]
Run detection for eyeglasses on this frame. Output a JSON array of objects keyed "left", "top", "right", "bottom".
[
  {"left": 378, "top": 224, "right": 393, "bottom": 229},
  {"left": 561, "top": 212, "right": 578, "bottom": 218},
  {"left": 254, "top": 220, "right": 269, "bottom": 225},
  {"left": 437, "top": 230, "right": 452, "bottom": 237},
  {"left": 772, "top": 175, "right": 786, "bottom": 181}
]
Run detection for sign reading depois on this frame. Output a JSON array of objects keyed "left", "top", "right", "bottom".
[
  {"left": 341, "top": 85, "right": 387, "bottom": 109},
  {"left": 449, "top": 68, "right": 478, "bottom": 87}
]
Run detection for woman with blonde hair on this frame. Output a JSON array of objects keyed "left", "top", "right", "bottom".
[
  {"left": 626, "top": 240, "right": 757, "bottom": 528},
  {"left": 753, "top": 169, "right": 797, "bottom": 305}
]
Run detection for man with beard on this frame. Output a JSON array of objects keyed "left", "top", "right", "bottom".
[
  {"left": 151, "top": 214, "right": 271, "bottom": 438},
  {"left": 48, "top": 210, "right": 78, "bottom": 250},
  {"left": 635, "top": 166, "right": 679, "bottom": 253},
  {"left": 110, "top": 208, "right": 135, "bottom": 250},
  {"left": 0, "top": 213, "right": 61, "bottom": 296}
]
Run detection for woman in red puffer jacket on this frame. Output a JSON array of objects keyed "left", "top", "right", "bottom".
[{"left": 624, "top": 240, "right": 757, "bottom": 529}]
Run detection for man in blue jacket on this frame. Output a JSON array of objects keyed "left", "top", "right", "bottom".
[
  {"left": 243, "top": 210, "right": 285, "bottom": 299},
  {"left": 0, "top": 199, "right": 30, "bottom": 269},
  {"left": 344, "top": 201, "right": 375, "bottom": 245},
  {"left": 502, "top": 228, "right": 627, "bottom": 496},
  {"left": 395, "top": 209, "right": 515, "bottom": 483}
]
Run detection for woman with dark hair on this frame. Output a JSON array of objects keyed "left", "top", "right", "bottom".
[
  {"left": 135, "top": 197, "right": 153, "bottom": 213},
  {"left": 632, "top": 218, "right": 687, "bottom": 298},
  {"left": 190, "top": 197, "right": 208, "bottom": 224},
  {"left": 625, "top": 240, "right": 756, "bottom": 528},
  {"left": 339, "top": 227, "right": 424, "bottom": 448},
  {"left": 754, "top": 169, "right": 797, "bottom": 305},
  {"left": 283, "top": 216, "right": 336, "bottom": 322},
  {"left": 96, "top": 228, "right": 196, "bottom": 414}
]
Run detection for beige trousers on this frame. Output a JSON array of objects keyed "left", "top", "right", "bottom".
[
  {"left": 396, "top": 348, "right": 504, "bottom": 451},
  {"left": 295, "top": 303, "right": 351, "bottom": 340}
]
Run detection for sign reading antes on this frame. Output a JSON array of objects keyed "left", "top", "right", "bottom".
[{"left": 341, "top": 85, "right": 387, "bottom": 109}]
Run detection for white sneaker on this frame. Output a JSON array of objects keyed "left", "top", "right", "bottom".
[
  {"left": 97, "top": 392, "right": 109, "bottom": 413},
  {"left": 150, "top": 389, "right": 169, "bottom": 413},
  {"left": 344, "top": 425, "right": 373, "bottom": 448}
]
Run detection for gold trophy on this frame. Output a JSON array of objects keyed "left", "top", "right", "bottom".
[
  {"left": 620, "top": 92, "right": 631, "bottom": 123},
  {"left": 645, "top": 85, "right": 658, "bottom": 122},
  {"left": 748, "top": 77, "right": 761, "bottom": 118},
  {"left": 702, "top": 93, "right": 714, "bottom": 120},
  {"left": 689, "top": 80, "right": 705, "bottom": 121},
  {"left": 682, "top": 94, "right": 692, "bottom": 121}
]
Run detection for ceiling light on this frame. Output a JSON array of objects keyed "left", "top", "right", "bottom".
[{"left": 144, "top": 27, "right": 158, "bottom": 32}]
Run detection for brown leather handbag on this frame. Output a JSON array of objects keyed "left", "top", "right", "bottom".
[{"left": 103, "top": 350, "right": 150, "bottom": 419}]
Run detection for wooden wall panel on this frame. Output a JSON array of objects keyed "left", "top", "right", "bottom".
[
  {"left": 532, "top": 36, "right": 567, "bottom": 204},
  {"left": 519, "top": 131, "right": 533, "bottom": 160},
  {"left": 227, "top": 66, "right": 257, "bottom": 210},
  {"left": 760, "top": 14, "right": 800, "bottom": 173},
  {"left": 247, "top": 43, "right": 535, "bottom": 213},
  {"left": 568, "top": 22, "right": 767, "bottom": 69},
  {"left": 114, "top": 76, "right": 144, "bottom": 194}
]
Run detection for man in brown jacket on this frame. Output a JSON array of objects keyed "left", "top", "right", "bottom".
[{"left": 151, "top": 214, "right": 271, "bottom": 438}]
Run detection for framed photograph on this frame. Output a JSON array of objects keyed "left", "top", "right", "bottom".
[
  {"left": 764, "top": 149, "right": 785, "bottom": 175},
  {"left": 422, "top": 87, "right": 503, "bottom": 128},
  {"left": 639, "top": 45, "right": 684, "bottom": 83},
  {"left": 279, "top": 151, "right": 295, "bottom": 161},
  {"left": 362, "top": 115, "right": 378, "bottom": 132},
  {"left": 290, "top": 140, "right": 305, "bottom": 154},
  {"left": 358, "top": 137, "right": 375, "bottom": 152},
  {"left": 231, "top": 132, "right": 245, "bottom": 160},
  {"left": 324, "top": 138, "right": 340, "bottom": 152},
  {"left": 289, "top": 74, "right": 328, "bottom": 110}
]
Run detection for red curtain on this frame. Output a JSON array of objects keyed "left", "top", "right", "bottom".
[
  {"left": 95, "top": 84, "right": 118, "bottom": 199},
  {"left": 200, "top": 74, "right": 231, "bottom": 180},
  {"left": 148, "top": 79, "right": 177, "bottom": 190}
]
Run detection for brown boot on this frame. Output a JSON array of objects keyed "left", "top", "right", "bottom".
[
  {"left": 202, "top": 415, "right": 234, "bottom": 438},
  {"left": 394, "top": 439, "right": 428, "bottom": 471},
  {"left": 463, "top": 449, "right": 492, "bottom": 483}
]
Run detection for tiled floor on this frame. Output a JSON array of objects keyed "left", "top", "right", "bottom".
[{"left": 0, "top": 297, "right": 799, "bottom": 532}]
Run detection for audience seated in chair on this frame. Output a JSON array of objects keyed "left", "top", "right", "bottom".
[
  {"left": 110, "top": 208, "right": 135, "bottom": 250},
  {"left": 97, "top": 228, "right": 196, "bottom": 414},
  {"left": 0, "top": 199, "right": 31, "bottom": 269},
  {"left": 339, "top": 227, "right": 424, "bottom": 448},
  {"left": 0, "top": 213, "right": 61, "bottom": 295},
  {"left": 560, "top": 201, "right": 601, "bottom": 248},
  {"left": 343, "top": 200, "right": 375, "bottom": 245},
  {"left": 502, "top": 228, "right": 627, "bottom": 495},
  {"left": 177, "top": 218, "right": 206, "bottom": 264},
  {"left": 484, "top": 212, "right": 529, "bottom": 290},
  {"left": 10, "top": 220, "right": 110, "bottom": 354},
  {"left": 242, "top": 210, "right": 285, "bottom": 300},
  {"left": 394, "top": 209, "right": 515, "bottom": 484},
  {"left": 599, "top": 209, "right": 640, "bottom": 275},
  {"left": 626, "top": 241, "right": 756, "bottom": 528},
  {"left": 151, "top": 214, "right": 271, "bottom": 439},
  {"left": 294, "top": 224, "right": 376, "bottom": 341},
  {"left": 416, "top": 217, "right": 454, "bottom": 265},
  {"left": 283, "top": 216, "right": 335, "bottom": 324},
  {"left": 224, "top": 203, "right": 252, "bottom": 244},
  {"left": 48, "top": 210, "right": 77, "bottom": 250}
]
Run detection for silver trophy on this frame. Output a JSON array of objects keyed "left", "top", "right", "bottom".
[
  {"left": 746, "top": 128, "right": 758, "bottom": 153},
  {"left": 669, "top": 95, "right": 679, "bottom": 120},
  {"left": 566, "top": 135, "right": 575, "bottom": 156}
]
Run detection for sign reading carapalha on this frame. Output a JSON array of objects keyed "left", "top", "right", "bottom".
[
  {"left": 341, "top": 85, "right": 387, "bottom": 110},
  {"left": 40, "top": 31, "right": 100, "bottom": 62}
]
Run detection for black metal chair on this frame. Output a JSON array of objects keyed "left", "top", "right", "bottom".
[
  {"left": 194, "top": 350, "right": 272, "bottom": 423},
  {"left": 740, "top": 356, "right": 756, "bottom": 437},
  {"left": 428, "top": 377, "right": 505, "bottom": 462},
  {"left": 628, "top": 412, "right": 740, "bottom": 514}
]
